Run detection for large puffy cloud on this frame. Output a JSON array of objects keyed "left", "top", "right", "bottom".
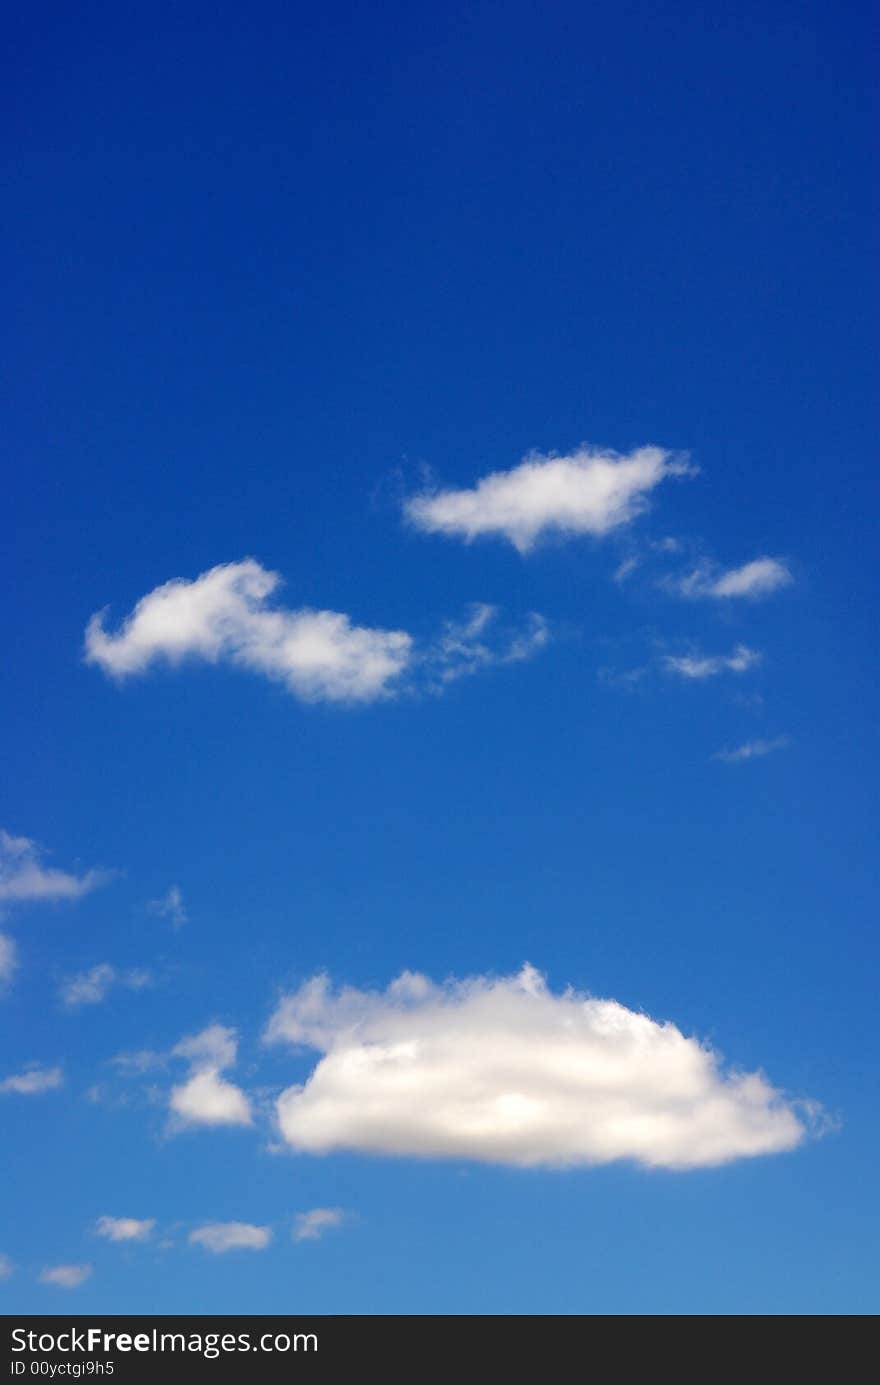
[
  {"left": 266, "top": 965, "right": 815, "bottom": 1171},
  {"left": 85, "top": 560, "right": 547, "bottom": 702},
  {"left": 405, "top": 446, "right": 693, "bottom": 553},
  {"left": 0, "top": 830, "right": 107, "bottom": 905},
  {"left": 169, "top": 1024, "right": 252, "bottom": 1129},
  {"left": 85, "top": 560, "right": 412, "bottom": 704},
  {"left": 675, "top": 558, "right": 793, "bottom": 600}
]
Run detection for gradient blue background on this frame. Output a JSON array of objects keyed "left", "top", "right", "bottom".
[{"left": 1, "top": 0, "right": 877, "bottom": 1313}]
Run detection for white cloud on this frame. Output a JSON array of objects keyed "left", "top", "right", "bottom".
[
  {"left": 293, "top": 1208, "right": 346, "bottom": 1242},
  {"left": 405, "top": 445, "right": 693, "bottom": 553},
  {"left": 173, "top": 1024, "right": 238, "bottom": 1068},
  {"left": 0, "top": 1253, "right": 13, "bottom": 1280},
  {"left": 662, "top": 644, "right": 761, "bottom": 680},
  {"left": 675, "top": 558, "right": 793, "bottom": 600},
  {"left": 0, "top": 830, "right": 107, "bottom": 905},
  {"left": 613, "top": 555, "right": 641, "bottom": 583},
  {"left": 0, "top": 1064, "right": 64, "bottom": 1095},
  {"left": 713, "top": 736, "right": 791, "bottom": 764},
  {"left": 86, "top": 561, "right": 549, "bottom": 704},
  {"left": 60, "top": 964, "right": 151, "bottom": 1009},
  {"left": 266, "top": 965, "right": 816, "bottom": 1171},
  {"left": 85, "top": 560, "right": 413, "bottom": 704},
  {"left": 189, "top": 1223, "right": 271, "bottom": 1254},
  {"left": 170, "top": 1070, "right": 252, "bottom": 1127},
  {"left": 148, "top": 884, "right": 187, "bottom": 927},
  {"left": 169, "top": 1024, "right": 252, "bottom": 1129},
  {"left": 425, "top": 604, "right": 549, "bottom": 687},
  {"left": 95, "top": 1216, "right": 156, "bottom": 1242},
  {"left": 111, "top": 1049, "right": 166, "bottom": 1075},
  {"left": 0, "top": 933, "right": 17, "bottom": 985},
  {"left": 40, "top": 1264, "right": 91, "bottom": 1288}
]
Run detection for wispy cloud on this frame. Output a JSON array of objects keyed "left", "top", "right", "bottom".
[
  {"left": 95, "top": 1216, "right": 155, "bottom": 1242},
  {"left": 0, "top": 830, "right": 107, "bottom": 905},
  {"left": 425, "top": 604, "right": 548, "bottom": 687},
  {"left": 39, "top": 1264, "right": 91, "bottom": 1289},
  {"left": 0, "top": 1064, "right": 64, "bottom": 1095},
  {"left": 189, "top": 1223, "right": 271, "bottom": 1254},
  {"left": 612, "top": 555, "right": 641, "bottom": 583},
  {"left": 169, "top": 1024, "right": 252, "bottom": 1130},
  {"left": 293, "top": 1208, "right": 346, "bottom": 1242},
  {"left": 60, "top": 963, "right": 151, "bottom": 1009},
  {"left": 602, "top": 641, "right": 761, "bottom": 688},
  {"left": 110, "top": 1048, "right": 166, "bottom": 1076},
  {"left": 148, "top": 885, "right": 187, "bottom": 928},
  {"left": 0, "top": 933, "right": 17, "bottom": 986},
  {"left": 405, "top": 445, "right": 694, "bottom": 554},
  {"left": 673, "top": 557, "right": 793, "bottom": 600},
  {"left": 0, "top": 1254, "right": 13, "bottom": 1280},
  {"left": 266, "top": 964, "right": 818, "bottom": 1171},
  {"left": 662, "top": 644, "right": 761, "bottom": 680},
  {"left": 713, "top": 735, "right": 791, "bottom": 764}
]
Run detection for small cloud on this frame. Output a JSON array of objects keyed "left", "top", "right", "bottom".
[
  {"left": 613, "top": 555, "right": 641, "bottom": 583},
  {"left": 731, "top": 690, "right": 765, "bottom": 710},
  {"left": 189, "top": 1223, "right": 271, "bottom": 1254},
  {"left": 405, "top": 445, "right": 694, "bottom": 553},
  {"left": 111, "top": 1049, "right": 166, "bottom": 1076},
  {"left": 423, "top": 604, "right": 549, "bottom": 688},
  {"left": 60, "top": 964, "right": 152, "bottom": 1009},
  {"left": 605, "top": 641, "right": 762, "bottom": 688},
  {"left": 173, "top": 1024, "right": 237, "bottom": 1069},
  {"left": 293, "top": 1208, "right": 346, "bottom": 1243},
  {"left": 168, "top": 1024, "right": 252, "bottom": 1129},
  {"left": 0, "top": 1064, "right": 64, "bottom": 1095},
  {"left": 597, "top": 663, "right": 650, "bottom": 689},
  {"left": 169, "top": 1070, "right": 252, "bottom": 1128},
  {"left": 95, "top": 1216, "right": 155, "bottom": 1243},
  {"left": 673, "top": 558, "right": 793, "bottom": 600},
  {"left": 662, "top": 644, "right": 761, "bottom": 680},
  {"left": 40, "top": 1264, "right": 92, "bottom": 1289},
  {"left": 713, "top": 736, "right": 791, "bottom": 764},
  {"left": 0, "top": 830, "right": 108, "bottom": 906},
  {"left": 148, "top": 885, "right": 187, "bottom": 928},
  {"left": 0, "top": 933, "right": 17, "bottom": 986},
  {"left": 0, "top": 1253, "right": 13, "bottom": 1280}
]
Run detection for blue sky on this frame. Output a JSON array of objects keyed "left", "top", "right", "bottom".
[{"left": 1, "top": 1, "right": 877, "bottom": 1314}]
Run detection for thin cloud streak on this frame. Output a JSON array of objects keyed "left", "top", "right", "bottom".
[{"left": 713, "top": 736, "right": 791, "bottom": 764}]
